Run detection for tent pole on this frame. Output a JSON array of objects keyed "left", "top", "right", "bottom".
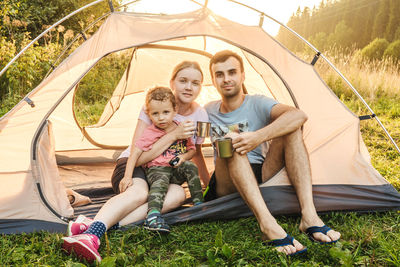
[
  {"left": 224, "top": 0, "right": 400, "bottom": 155},
  {"left": 317, "top": 53, "right": 400, "bottom": 154},
  {"left": 0, "top": 0, "right": 104, "bottom": 78},
  {"left": 44, "top": 12, "right": 111, "bottom": 78},
  {"left": 277, "top": 20, "right": 400, "bottom": 153}
]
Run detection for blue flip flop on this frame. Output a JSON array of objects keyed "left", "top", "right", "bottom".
[
  {"left": 305, "top": 225, "right": 339, "bottom": 244},
  {"left": 265, "top": 234, "right": 307, "bottom": 256}
]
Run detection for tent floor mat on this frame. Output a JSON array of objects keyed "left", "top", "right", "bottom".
[
  {"left": 58, "top": 155, "right": 215, "bottom": 189},
  {"left": 58, "top": 162, "right": 200, "bottom": 220},
  {"left": 71, "top": 186, "right": 194, "bottom": 221}
]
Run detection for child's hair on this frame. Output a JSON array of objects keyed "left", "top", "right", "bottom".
[
  {"left": 145, "top": 86, "right": 176, "bottom": 111},
  {"left": 171, "top": 61, "right": 204, "bottom": 82}
]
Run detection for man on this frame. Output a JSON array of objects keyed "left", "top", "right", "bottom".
[{"left": 204, "top": 50, "right": 340, "bottom": 256}]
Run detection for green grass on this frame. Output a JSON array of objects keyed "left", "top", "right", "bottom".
[{"left": 1, "top": 212, "right": 400, "bottom": 266}]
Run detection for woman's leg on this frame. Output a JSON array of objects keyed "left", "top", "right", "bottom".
[
  {"left": 119, "top": 184, "right": 186, "bottom": 226},
  {"left": 93, "top": 178, "right": 149, "bottom": 229}
]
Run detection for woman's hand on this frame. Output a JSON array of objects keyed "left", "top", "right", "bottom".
[
  {"left": 119, "top": 176, "right": 133, "bottom": 193},
  {"left": 173, "top": 120, "right": 195, "bottom": 140}
]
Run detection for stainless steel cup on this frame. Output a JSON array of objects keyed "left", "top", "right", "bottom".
[
  {"left": 215, "top": 137, "right": 233, "bottom": 158},
  {"left": 196, "top": 121, "right": 211, "bottom": 138}
]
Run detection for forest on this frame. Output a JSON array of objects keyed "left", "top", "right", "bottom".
[{"left": 277, "top": 0, "right": 400, "bottom": 61}]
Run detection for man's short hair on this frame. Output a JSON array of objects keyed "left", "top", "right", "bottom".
[{"left": 209, "top": 50, "right": 244, "bottom": 78}]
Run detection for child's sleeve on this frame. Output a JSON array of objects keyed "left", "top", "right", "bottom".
[{"left": 135, "top": 127, "right": 160, "bottom": 151}]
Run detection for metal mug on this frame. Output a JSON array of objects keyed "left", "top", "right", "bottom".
[
  {"left": 196, "top": 121, "right": 211, "bottom": 138},
  {"left": 215, "top": 137, "right": 233, "bottom": 158}
]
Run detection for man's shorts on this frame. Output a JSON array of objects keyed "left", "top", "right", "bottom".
[
  {"left": 203, "top": 163, "right": 263, "bottom": 202},
  {"left": 111, "top": 157, "right": 146, "bottom": 194}
]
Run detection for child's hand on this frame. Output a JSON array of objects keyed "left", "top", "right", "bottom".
[
  {"left": 169, "top": 156, "right": 185, "bottom": 167},
  {"left": 173, "top": 156, "right": 185, "bottom": 167},
  {"left": 119, "top": 176, "right": 133, "bottom": 193}
]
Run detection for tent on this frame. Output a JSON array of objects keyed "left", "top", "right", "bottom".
[{"left": 1, "top": 1, "right": 400, "bottom": 234}]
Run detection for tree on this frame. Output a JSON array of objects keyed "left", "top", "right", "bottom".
[
  {"left": 371, "top": 0, "right": 390, "bottom": 40},
  {"left": 327, "top": 20, "right": 354, "bottom": 48},
  {"left": 395, "top": 27, "right": 400, "bottom": 40},
  {"left": 0, "top": 0, "right": 120, "bottom": 47},
  {"left": 385, "top": 0, "right": 400, "bottom": 41},
  {"left": 310, "top": 32, "right": 328, "bottom": 51}
]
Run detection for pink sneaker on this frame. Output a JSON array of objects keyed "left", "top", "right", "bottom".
[
  {"left": 67, "top": 215, "right": 93, "bottom": 236},
  {"left": 62, "top": 234, "right": 101, "bottom": 263}
]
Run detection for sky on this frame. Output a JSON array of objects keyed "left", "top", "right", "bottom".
[{"left": 122, "top": 0, "right": 324, "bottom": 35}]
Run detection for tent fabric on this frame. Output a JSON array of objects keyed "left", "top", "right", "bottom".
[
  {"left": 69, "top": 184, "right": 400, "bottom": 225},
  {"left": 0, "top": 7, "right": 399, "bottom": 234},
  {"left": 0, "top": 219, "right": 67, "bottom": 234}
]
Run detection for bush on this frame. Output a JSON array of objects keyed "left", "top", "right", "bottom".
[
  {"left": 383, "top": 40, "right": 400, "bottom": 63},
  {"left": 0, "top": 33, "right": 63, "bottom": 104},
  {"left": 360, "top": 38, "right": 389, "bottom": 61}
]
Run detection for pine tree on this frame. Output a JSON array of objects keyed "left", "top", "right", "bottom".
[
  {"left": 371, "top": 0, "right": 390, "bottom": 39},
  {"left": 385, "top": 0, "right": 400, "bottom": 41}
]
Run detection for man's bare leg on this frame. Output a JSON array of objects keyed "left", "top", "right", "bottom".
[
  {"left": 215, "top": 154, "right": 305, "bottom": 255},
  {"left": 262, "top": 130, "right": 340, "bottom": 242},
  {"left": 281, "top": 129, "right": 340, "bottom": 242}
]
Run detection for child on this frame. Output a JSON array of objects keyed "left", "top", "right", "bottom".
[
  {"left": 125, "top": 86, "right": 204, "bottom": 233},
  {"left": 62, "top": 63, "right": 208, "bottom": 264}
]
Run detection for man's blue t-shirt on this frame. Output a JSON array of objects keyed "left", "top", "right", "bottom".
[{"left": 205, "top": 94, "right": 278, "bottom": 164}]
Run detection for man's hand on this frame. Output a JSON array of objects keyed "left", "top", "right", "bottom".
[
  {"left": 119, "top": 176, "right": 133, "bottom": 193},
  {"left": 227, "top": 131, "right": 261, "bottom": 155},
  {"left": 173, "top": 120, "right": 195, "bottom": 139}
]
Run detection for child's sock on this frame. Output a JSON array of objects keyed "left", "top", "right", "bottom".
[
  {"left": 109, "top": 222, "right": 120, "bottom": 230},
  {"left": 83, "top": 221, "right": 107, "bottom": 239},
  {"left": 147, "top": 208, "right": 161, "bottom": 217}
]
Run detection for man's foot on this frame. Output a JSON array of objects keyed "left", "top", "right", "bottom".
[
  {"left": 62, "top": 234, "right": 101, "bottom": 263},
  {"left": 67, "top": 215, "right": 93, "bottom": 236},
  {"left": 304, "top": 225, "right": 339, "bottom": 244},
  {"left": 144, "top": 212, "right": 170, "bottom": 233},
  {"left": 264, "top": 234, "right": 307, "bottom": 256},
  {"left": 299, "top": 217, "right": 341, "bottom": 244},
  {"left": 261, "top": 222, "right": 306, "bottom": 256},
  {"left": 262, "top": 231, "right": 306, "bottom": 256}
]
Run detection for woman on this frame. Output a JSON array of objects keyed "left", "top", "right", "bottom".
[{"left": 62, "top": 61, "right": 209, "bottom": 263}]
